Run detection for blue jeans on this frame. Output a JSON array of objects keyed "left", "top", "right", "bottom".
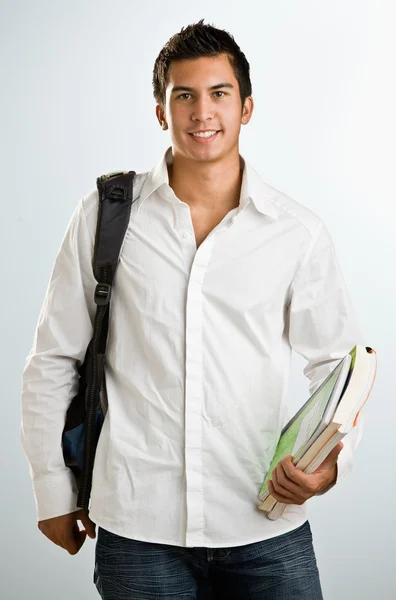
[{"left": 94, "top": 520, "right": 323, "bottom": 599}]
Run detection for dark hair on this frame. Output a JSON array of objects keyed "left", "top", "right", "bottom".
[{"left": 152, "top": 19, "right": 252, "bottom": 109}]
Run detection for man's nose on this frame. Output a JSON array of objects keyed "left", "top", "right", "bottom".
[{"left": 191, "top": 97, "right": 215, "bottom": 122}]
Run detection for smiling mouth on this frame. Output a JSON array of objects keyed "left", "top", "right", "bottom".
[
  {"left": 188, "top": 130, "right": 221, "bottom": 143},
  {"left": 189, "top": 130, "right": 220, "bottom": 138}
]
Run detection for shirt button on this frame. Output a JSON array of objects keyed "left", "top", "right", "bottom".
[{"left": 182, "top": 231, "right": 190, "bottom": 239}]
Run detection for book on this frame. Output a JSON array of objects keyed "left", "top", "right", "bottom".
[
  {"left": 258, "top": 353, "right": 351, "bottom": 508},
  {"left": 258, "top": 345, "right": 377, "bottom": 519}
]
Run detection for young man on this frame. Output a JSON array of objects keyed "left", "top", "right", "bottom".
[{"left": 22, "top": 20, "right": 364, "bottom": 599}]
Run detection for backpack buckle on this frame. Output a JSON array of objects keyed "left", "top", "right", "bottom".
[
  {"left": 107, "top": 183, "right": 128, "bottom": 201},
  {"left": 94, "top": 283, "right": 111, "bottom": 306}
]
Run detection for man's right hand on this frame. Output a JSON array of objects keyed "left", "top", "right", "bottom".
[{"left": 38, "top": 508, "right": 96, "bottom": 555}]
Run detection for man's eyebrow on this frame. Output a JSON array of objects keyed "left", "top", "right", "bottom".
[{"left": 171, "top": 83, "right": 234, "bottom": 93}]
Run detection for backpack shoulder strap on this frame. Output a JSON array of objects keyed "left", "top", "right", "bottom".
[
  {"left": 76, "top": 170, "right": 136, "bottom": 509},
  {"left": 93, "top": 170, "right": 136, "bottom": 294}
]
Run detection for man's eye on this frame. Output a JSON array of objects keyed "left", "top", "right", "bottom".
[{"left": 177, "top": 92, "right": 226, "bottom": 100}]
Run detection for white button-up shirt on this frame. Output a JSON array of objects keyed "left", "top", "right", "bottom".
[{"left": 21, "top": 147, "right": 364, "bottom": 548}]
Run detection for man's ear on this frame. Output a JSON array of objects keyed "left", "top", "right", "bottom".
[
  {"left": 156, "top": 104, "right": 168, "bottom": 130},
  {"left": 241, "top": 96, "right": 254, "bottom": 125}
]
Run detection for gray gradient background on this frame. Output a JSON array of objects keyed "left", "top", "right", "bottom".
[{"left": 1, "top": 1, "right": 395, "bottom": 598}]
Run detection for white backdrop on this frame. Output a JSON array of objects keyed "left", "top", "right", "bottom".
[{"left": 1, "top": 1, "right": 395, "bottom": 598}]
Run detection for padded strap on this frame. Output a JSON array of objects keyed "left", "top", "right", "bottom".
[
  {"left": 94, "top": 171, "right": 136, "bottom": 284},
  {"left": 77, "top": 170, "right": 135, "bottom": 508}
]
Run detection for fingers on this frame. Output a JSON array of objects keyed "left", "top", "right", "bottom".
[
  {"left": 268, "top": 463, "right": 310, "bottom": 505},
  {"left": 268, "top": 443, "right": 343, "bottom": 505},
  {"left": 66, "top": 523, "right": 87, "bottom": 555},
  {"left": 279, "top": 455, "right": 310, "bottom": 486},
  {"left": 270, "top": 463, "right": 298, "bottom": 501},
  {"left": 38, "top": 509, "right": 93, "bottom": 554},
  {"left": 59, "top": 522, "right": 82, "bottom": 555},
  {"left": 79, "top": 510, "right": 96, "bottom": 539},
  {"left": 267, "top": 479, "right": 298, "bottom": 504}
]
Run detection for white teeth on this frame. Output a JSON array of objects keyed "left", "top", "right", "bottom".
[{"left": 192, "top": 131, "right": 218, "bottom": 138}]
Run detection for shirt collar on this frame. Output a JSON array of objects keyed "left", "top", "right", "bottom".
[{"left": 138, "top": 146, "right": 279, "bottom": 220}]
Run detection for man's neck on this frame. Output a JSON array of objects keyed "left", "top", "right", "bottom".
[{"left": 167, "top": 150, "right": 243, "bottom": 213}]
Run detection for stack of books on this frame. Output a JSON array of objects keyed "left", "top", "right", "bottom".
[{"left": 258, "top": 345, "right": 377, "bottom": 520}]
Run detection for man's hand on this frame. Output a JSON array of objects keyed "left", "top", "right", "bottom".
[
  {"left": 38, "top": 508, "right": 96, "bottom": 555},
  {"left": 267, "top": 442, "right": 343, "bottom": 505}
]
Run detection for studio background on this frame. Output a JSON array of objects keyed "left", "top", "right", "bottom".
[{"left": 1, "top": 1, "right": 395, "bottom": 598}]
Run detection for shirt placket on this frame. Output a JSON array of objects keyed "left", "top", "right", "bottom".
[
  {"left": 176, "top": 199, "right": 240, "bottom": 546},
  {"left": 177, "top": 211, "right": 215, "bottom": 547}
]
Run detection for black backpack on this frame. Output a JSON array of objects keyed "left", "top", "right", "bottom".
[{"left": 62, "top": 170, "right": 136, "bottom": 509}]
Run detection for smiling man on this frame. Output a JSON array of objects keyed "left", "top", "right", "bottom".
[
  {"left": 156, "top": 52, "right": 254, "bottom": 249},
  {"left": 22, "top": 19, "right": 364, "bottom": 600}
]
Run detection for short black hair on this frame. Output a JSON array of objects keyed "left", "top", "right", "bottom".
[{"left": 152, "top": 19, "right": 252, "bottom": 109}]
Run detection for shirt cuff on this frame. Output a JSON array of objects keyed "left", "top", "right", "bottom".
[{"left": 32, "top": 471, "right": 79, "bottom": 521}]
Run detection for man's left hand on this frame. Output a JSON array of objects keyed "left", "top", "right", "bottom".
[{"left": 267, "top": 442, "right": 343, "bottom": 505}]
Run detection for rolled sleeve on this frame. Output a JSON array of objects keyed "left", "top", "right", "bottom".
[
  {"left": 288, "top": 220, "right": 365, "bottom": 488},
  {"left": 21, "top": 198, "right": 96, "bottom": 521}
]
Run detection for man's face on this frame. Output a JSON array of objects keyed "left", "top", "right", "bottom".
[{"left": 156, "top": 53, "right": 254, "bottom": 164}]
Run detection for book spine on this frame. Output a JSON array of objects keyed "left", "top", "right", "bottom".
[
  {"left": 258, "top": 489, "right": 270, "bottom": 503},
  {"left": 267, "top": 501, "right": 286, "bottom": 520},
  {"left": 258, "top": 493, "right": 275, "bottom": 512}
]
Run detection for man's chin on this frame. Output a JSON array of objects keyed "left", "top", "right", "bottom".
[{"left": 171, "top": 137, "right": 237, "bottom": 164}]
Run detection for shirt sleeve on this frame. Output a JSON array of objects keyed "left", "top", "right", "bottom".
[
  {"left": 287, "top": 219, "right": 365, "bottom": 488},
  {"left": 21, "top": 198, "right": 96, "bottom": 521}
]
